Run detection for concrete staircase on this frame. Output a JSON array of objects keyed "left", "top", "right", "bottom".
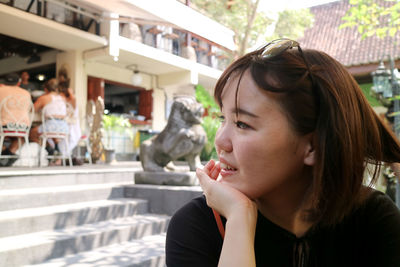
[{"left": 0, "top": 164, "right": 201, "bottom": 267}]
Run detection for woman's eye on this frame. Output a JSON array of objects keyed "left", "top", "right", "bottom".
[
  {"left": 218, "top": 115, "right": 225, "bottom": 122},
  {"left": 235, "top": 121, "right": 249, "bottom": 129}
]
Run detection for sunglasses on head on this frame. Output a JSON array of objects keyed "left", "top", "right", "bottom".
[{"left": 260, "top": 38, "right": 316, "bottom": 90}]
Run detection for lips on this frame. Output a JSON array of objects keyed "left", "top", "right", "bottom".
[{"left": 219, "top": 159, "right": 238, "bottom": 178}]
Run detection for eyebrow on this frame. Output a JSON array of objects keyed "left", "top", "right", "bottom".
[{"left": 230, "top": 107, "right": 259, "bottom": 118}]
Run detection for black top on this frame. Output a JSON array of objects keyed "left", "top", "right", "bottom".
[
  {"left": 20, "top": 82, "right": 36, "bottom": 92},
  {"left": 166, "top": 190, "right": 400, "bottom": 267}
]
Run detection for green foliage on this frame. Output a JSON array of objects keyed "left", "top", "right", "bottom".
[
  {"left": 190, "top": 0, "right": 313, "bottom": 56},
  {"left": 340, "top": 0, "right": 400, "bottom": 39},
  {"left": 102, "top": 114, "right": 131, "bottom": 132},
  {"left": 201, "top": 116, "right": 220, "bottom": 161},
  {"left": 250, "top": 10, "right": 275, "bottom": 48},
  {"left": 388, "top": 95, "right": 400, "bottom": 101},
  {"left": 271, "top": 9, "right": 315, "bottom": 40},
  {"left": 195, "top": 85, "right": 220, "bottom": 161},
  {"left": 191, "top": 0, "right": 271, "bottom": 56},
  {"left": 102, "top": 114, "right": 134, "bottom": 149},
  {"left": 359, "top": 83, "right": 383, "bottom": 107},
  {"left": 195, "top": 84, "right": 219, "bottom": 113}
]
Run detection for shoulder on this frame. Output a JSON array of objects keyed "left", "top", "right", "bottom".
[
  {"left": 173, "top": 194, "right": 209, "bottom": 214},
  {"left": 37, "top": 94, "right": 49, "bottom": 102},
  {"left": 327, "top": 188, "right": 400, "bottom": 239},
  {"left": 35, "top": 94, "right": 50, "bottom": 106},
  {"left": 168, "top": 195, "right": 216, "bottom": 235},
  {"left": 347, "top": 188, "right": 400, "bottom": 229},
  {"left": 17, "top": 87, "right": 31, "bottom": 97},
  {"left": 349, "top": 189, "right": 400, "bottom": 266},
  {"left": 166, "top": 196, "right": 222, "bottom": 267},
  {"left": 55, "top": 93, "right": 66, "bottom": 102},
  {"left": 59, "top": 93, "right": 67, "bottom": 100},
  {"left": 0, "top": 85, "right": 12, "bottom": 94},
  {"left": 359, "top": 188, "right": 400, "bottom": 219}
]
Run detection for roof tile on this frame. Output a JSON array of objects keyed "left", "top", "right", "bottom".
[{"left": 298, "top": 0, "right": 400, "bottom": 67}]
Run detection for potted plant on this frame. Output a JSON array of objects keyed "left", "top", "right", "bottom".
[{"left": 102, "top": 114, "right": 134, "bottom": 163}]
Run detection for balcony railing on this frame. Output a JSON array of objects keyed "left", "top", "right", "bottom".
[
  {"left": 120, "top": 22, "right": 231, "bottom": 70},
  {"left": 2, "top": 0, "right": 101, "bottom": 35},
  {"left": 3, "top": 0, "right": 232, "bottom": 70}
]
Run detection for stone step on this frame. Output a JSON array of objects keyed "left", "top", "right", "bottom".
[
  {"left": 124, "top": 184, "right": 202, "bottom": 215},
  {"left": 0, "top": 183, "right": 128, "bottom": 211},
  {"left": 0, "top": 165, "right": 139, "bottom": 190},
  {"left": 0, "top": 198, "right": 148, "bottom": 238},
  {"left": 0, "top": 214, "right": 170, "bottom": 266},
  {"left": 25, "top": 233, "right": 166, "bottom": 267}
]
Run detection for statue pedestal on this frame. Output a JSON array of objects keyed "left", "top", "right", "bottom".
[{"left": 134, "top": 171, "right": 199, "bottom": 186}]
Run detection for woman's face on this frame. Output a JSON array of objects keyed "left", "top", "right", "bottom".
[{"left": 215, "top": 70, "right": 314, "bottom": 201}]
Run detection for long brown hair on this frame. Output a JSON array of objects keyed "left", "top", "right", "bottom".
[
  {"left": 214, "top": 46, "right": 400, "bottom": 226},
  {"left": 58, "top": 68, "right": 70, "bottom": 97}
]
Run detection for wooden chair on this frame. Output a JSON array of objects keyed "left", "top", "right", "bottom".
[{"left": 0, "top": 94, "right": 34, "bottom": 166}]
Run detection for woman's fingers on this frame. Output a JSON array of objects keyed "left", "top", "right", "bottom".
[
  {"left": 196, "top": 167, "right": 223, "bottom": 210},
  {"left": 197, "top": 166, "right": 257, "bottom": 221},
  {"left": 210, "top": 162, "right": 221, "bottom": 180},
  {"left": 204, "top": 160, "right": 215, "bottom": 176},
  {"left": 196, "top": 167, "right": 213, "bottom": 190}
]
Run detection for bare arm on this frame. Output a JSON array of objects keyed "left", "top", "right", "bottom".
[
  {"left": 34, "top": 95, "right": 47, "bottom": 112},
  {"left": 197, "top": 160, "right": 258, "bottom": 267},
  {"left": 67, "top": 88, "right": 76, "bottom": 108}
]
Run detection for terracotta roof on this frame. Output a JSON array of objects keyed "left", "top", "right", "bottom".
[{"left": 298, "top": 0, "right": 400, "bottom": 67}]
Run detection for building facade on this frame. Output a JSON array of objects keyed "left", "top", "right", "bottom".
[{"left": 0, "top": 0, "right": 235, "bottom": 132}]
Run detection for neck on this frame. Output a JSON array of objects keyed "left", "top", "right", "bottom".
[{"left": 255, "top": 172, "right": 313, "bottom": 237}]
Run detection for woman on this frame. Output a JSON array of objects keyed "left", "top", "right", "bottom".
[
  {"left": 30, "top": 78, "right": 68, "bottom": 164},
  {"left": 58, "top": 67, "right": 76, "bottom": 110},
  {"left": 58, "top": 67, "right": 82, "bottom": 164},
  {"left": 166, "top": 39, "right": 400, "bottom": 267}
]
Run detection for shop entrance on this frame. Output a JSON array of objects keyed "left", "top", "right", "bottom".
[{"left": 87, "top": 76, "right": 153, "bottom": 160}]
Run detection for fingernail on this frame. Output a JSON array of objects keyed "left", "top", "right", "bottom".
[
  {"left": 211, "top": 169, "right": 219, "bottom": 178},
  {"left": 206, "top": 160, "right": 214, "bottom": 168}
]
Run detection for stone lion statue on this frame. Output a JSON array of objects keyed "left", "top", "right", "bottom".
[{"left": 140, "top": 96, "right": 206, "bottom": 172}]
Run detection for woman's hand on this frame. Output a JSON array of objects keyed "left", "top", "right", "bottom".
[
  {"left": 197, "top": 160, "right": 257, "bottom": 267},
  {"left": 197, "top": 160, "right": 257, "bottom": 221}
]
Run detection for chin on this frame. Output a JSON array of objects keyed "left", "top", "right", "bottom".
[{"left": 221, "top": 179, "right": 255, "bottom": 197}]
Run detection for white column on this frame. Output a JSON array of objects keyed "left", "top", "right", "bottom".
[
  {"left": 152, "top": 88, "right": 166, "bottom": 131},
  {"left": 101, "top": 12, "right": 120, "bottom": 61},
  {"left": 56, "top": 51, "right": 87, "bottom": 131}
]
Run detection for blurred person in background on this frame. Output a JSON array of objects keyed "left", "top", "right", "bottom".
[
  {"left": 58, "top": 67, "right": 82, "bottom": 165},
  {"left": 19, "top": 71, "right": 36, "bottom": 92},
  {"left": 30, "top": 78, "right": 68, "bottom": 165},
  {"left": 0, "top": 73, "right": 32, "bottom": 166}
]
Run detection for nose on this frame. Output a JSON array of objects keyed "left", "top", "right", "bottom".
[{"left": 214, "top": 124, "right": 232, "bottom": 154}]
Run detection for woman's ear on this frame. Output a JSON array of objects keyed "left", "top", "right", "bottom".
[{"left": 303, "top": 133, "right": 315, "bottom": 166}]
